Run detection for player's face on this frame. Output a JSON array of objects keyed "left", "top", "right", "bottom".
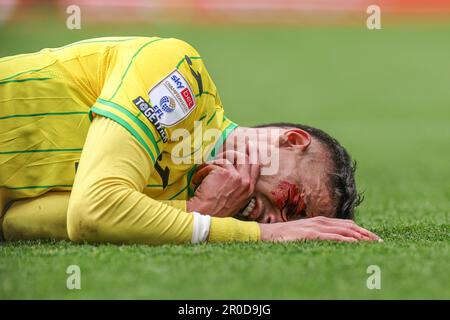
[
  {"left": 238, "top": 139, "right": 335, "bottom": 223},
  {"left": 251, "top": 173, "right": 334, "bottom": 223}
]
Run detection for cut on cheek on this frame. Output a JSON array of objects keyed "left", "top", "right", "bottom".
[
  {"left": 270, "top": 181, "right": 306, "bottom": 218},
  {"left": 270, "top": 181, "right": 292, "bottom": 210}
]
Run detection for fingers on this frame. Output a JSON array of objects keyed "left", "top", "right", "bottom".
[
  {"left": 309, "top": 216, "right": 381, "bottom": 241},
  {"left": 349, "top": 224, "right": 380, "bottom": 241},
  {"left": 214, "top": 150, "right": 246, "bottom": 165},
  {"left": 211, "top": 155, "right": 238, "bottom": 171},
  {"left": 213, "top": 150, "right": 259, "bottom": 195},
  {"left": 317, "top": 226, "right": 373, "bottom": 241},
  {"left": 234, "top": 161, "right": 259, "bottom": 195},
  {"left": 262, "top": 217, "right": 382, "bottom": 243},
  {"left": 192, "top": 164, "right": 216, "bottom": 185},
  {"left": 192, "top": 161, "right": 237, "bottom": 185},
  {"left": 249, "top": 162, "right": 260, "bottom": 193},
  {"left": 318, "top": 233, "right": 359, "bottom": 242}
]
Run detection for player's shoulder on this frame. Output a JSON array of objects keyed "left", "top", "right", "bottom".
[
  {"left": 145, "top": 37, "right": 198, "bottom": 51},
  {"left": 126, "top": 36, "right": 200, "bottom": 58}
]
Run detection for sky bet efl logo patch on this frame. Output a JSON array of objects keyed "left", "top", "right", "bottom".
[
  {"left": 147, "top": 69, "right": 196, "bottom": 127},
  {"left": 133, "top": 96, "right": 168, "bottom": 143}
]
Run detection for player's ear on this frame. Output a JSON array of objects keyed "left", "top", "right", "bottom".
[{"left": 279, "top": 129, "right": 311, "bottom": 151}]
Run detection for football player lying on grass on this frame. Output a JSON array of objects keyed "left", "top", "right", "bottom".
[{"left": 0, "top": 37, "right": 380, "bottom": 244}]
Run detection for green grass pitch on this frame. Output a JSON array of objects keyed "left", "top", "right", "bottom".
[{"left": 0, "top": 20, "right": 449, "bottom": 299}]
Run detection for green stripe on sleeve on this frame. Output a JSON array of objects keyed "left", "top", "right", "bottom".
[
  {"left": 0, "top": 148, "right": 82, "bottom": 155},
  {"left": 176, "top": 56, "right": 202, "bottom": 70},
  {"left": 0, "top": 111, "right": 88, "bottom": 121},
  {"left": 90, "top": 106, "right": 156, "bottom": 164},
  {"left": 96, "top": 98, "right": 160, "bottom": 155},
  {"left": 195, "top": 91, "right": 216, "bottom": 99},
  {"left": 168, "top": 184, "right": 189, "bottom": 200},
  {"left": 207, "top": 121, "right": 238, "bottom": 162},
  {"left": 0, "top": 77, "right": 51, "bottom": 85},
  {"left": 0, "top": 67, "right": 47, "bottom": 82},
  {"left": 0, "top": 184, "right": 73, "bottom": 190},
  {"left": 206, "top": 110, "right": 217, "bottom": 125}
]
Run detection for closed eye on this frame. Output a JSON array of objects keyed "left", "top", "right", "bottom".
[{"left": 286, "top": 198, "right": 307, "bottom": 221}]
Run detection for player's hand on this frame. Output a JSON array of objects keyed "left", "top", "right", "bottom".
[
  {"left": 187, "top": 151, "right": 260, "bottom": 217},
  {"left": 259, "top": 216, "right": 381, "bottom": 242}
]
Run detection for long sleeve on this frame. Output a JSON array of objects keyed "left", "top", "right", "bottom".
[{"left": 67, "top": 116, "right": 260, "bottom": 245}]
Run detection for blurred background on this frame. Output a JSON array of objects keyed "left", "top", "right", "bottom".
[
  {"left": 1, "top": 0, "right": 449, "bottom": 300},
  {"left": 1, "top": 0, "right": 449, "bottom": 222}
]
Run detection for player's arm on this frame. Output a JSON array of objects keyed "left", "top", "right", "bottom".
[
  {"left": 67, "top": 37, "right": 258, "bottom": 245},
  {"left": 66, "top": 115, "right": 261, "bottom": 244},
  {"left": 67, "top": 114, "right": 378, "bottom": 244}
]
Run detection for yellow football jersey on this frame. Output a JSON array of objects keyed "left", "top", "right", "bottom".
[{"left": 0, "top": 36, "right": 237, "bottom": 213}]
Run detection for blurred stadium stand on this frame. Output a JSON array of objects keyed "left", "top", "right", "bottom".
[{"left": 1, "top": 0, "right": 450, "bottom": 24}]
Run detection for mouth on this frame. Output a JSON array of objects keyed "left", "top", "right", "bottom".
[{"left": 238, "top": 197, "right": 261, "bottom": 221}]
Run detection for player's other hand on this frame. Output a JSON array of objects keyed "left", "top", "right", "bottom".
[
  {"left": 259, "top": 216, "right": 381, "bottom": 242},
  {"left": 187, "top": 151, "right": 260, "bottom": 217}
]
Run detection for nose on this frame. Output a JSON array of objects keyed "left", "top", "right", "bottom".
[{"left": 264, "top": 212, "right": 283, "bottom": 224}]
